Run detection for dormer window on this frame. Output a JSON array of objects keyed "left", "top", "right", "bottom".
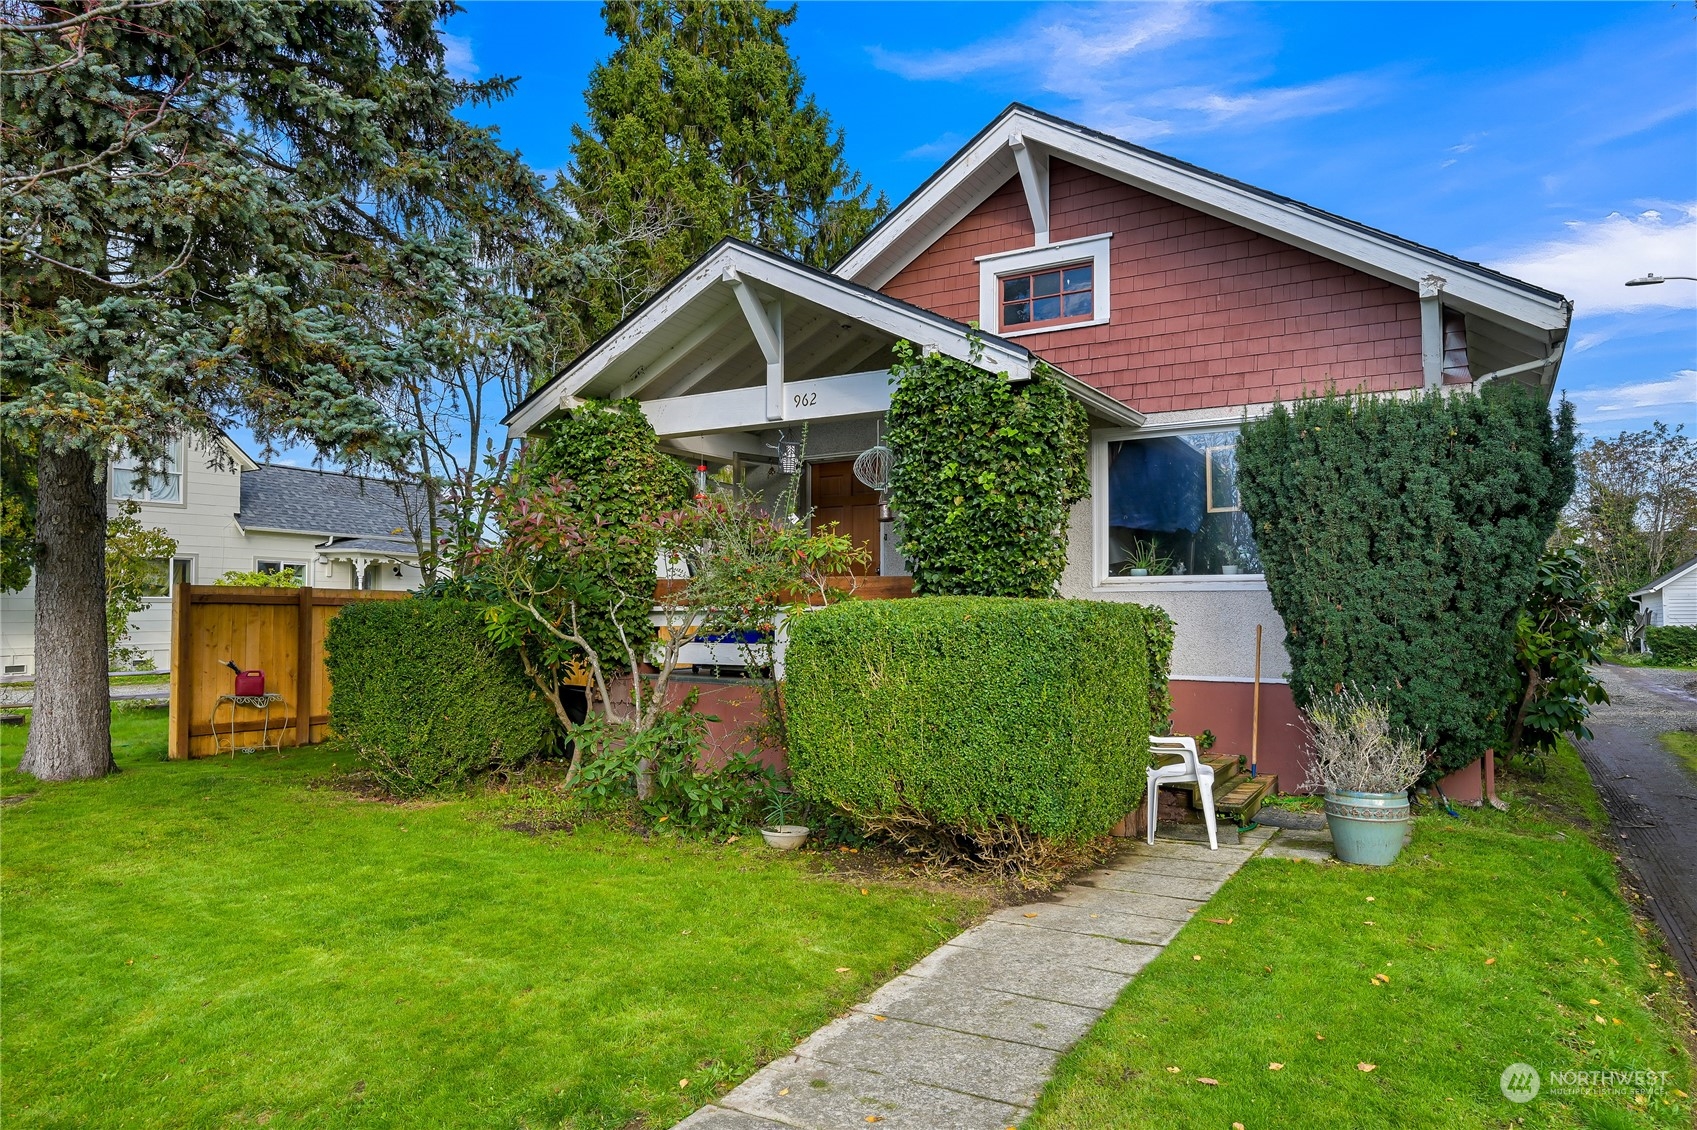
[
  {"left": 1000, "top": 262, "right": 1094, "bottom": 329},
  {"left": 976, "top": 232, "right": 1112, "bottom": 337}
]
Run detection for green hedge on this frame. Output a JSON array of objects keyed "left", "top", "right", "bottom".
[
  {"left": 784, "top": 597, "right": 1164, "bottom": 851},
  {"left": 1646, "top": 625, "right": 1697, "bottom": 666},
  {"left": 325, "top": 598, "right": 556, "bottom": 795}
]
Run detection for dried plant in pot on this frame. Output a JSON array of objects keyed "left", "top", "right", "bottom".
[{"left": 1301, "top": 688, "right": 1428, "bottom": 866}]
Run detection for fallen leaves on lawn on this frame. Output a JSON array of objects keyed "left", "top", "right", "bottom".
[
  {"left": 1365, "top": 896, "right": 1375, "bottom": 902},
  {"left": 1372, "top": 973, "right": 1390, "bottom": 985},
  {"left": 1234, "top": 1124, "right": 1246, "bottom": 1130},
  {"left": 1193, "top": 954, "right": 1203, "bottom": 961},
  {"left": 859, "top": 888, "right": 869, "bottom": 896},
  {"left": 1315, "top": 1033, "right": 1325, "bottom": 1041},
  {"left": 1268, "top": 1062, "right": 1284, "bottom": 1071},
  {"left": 678, "top": 1079, "right": 689, "bottom": 1088},
  {"left": 1208, "top": 916, "right": 1234, "bottom": 925},
  {"left": 1485, "top": 958, "right": 1496, "bottom": 965},
  {"left": 1166, "top": 1066, "right": 1180, "bottom": 1074},
  {"left": 1358, "top": 1063, "right": 1377, "bottom": 1073},
  {"left": 1588, "top": 999, "right": 1601, "bottom": 1005},
  {"left": 835, "top": 967, "right": 850, "bottom": 973},
  {"left": 1196, "top": 1077, "right": 1219, "bottom": 1086}
]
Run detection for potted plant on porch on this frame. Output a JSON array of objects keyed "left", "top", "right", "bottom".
[
  {"left": 759, "top": 789, "right": 810, "bottom": 850},
  {"left": 1302, "top": 687, "right": 1427, "bottom": 866}
]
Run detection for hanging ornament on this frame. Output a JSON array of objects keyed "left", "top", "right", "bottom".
[{"left": 853, "top": 445, "right": 893, "bottom": 491}]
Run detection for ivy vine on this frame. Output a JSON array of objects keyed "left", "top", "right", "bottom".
[{"left": 885, "top": 341, "right": 1089, "bottom": 597}]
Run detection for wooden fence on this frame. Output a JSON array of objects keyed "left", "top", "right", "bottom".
[{"left": 168, "top": 585, "right": 407, "bottom": 759}]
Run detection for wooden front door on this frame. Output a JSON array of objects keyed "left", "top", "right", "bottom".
[{"left": 810, "top": 460, "right": 881, "bottom": 575}]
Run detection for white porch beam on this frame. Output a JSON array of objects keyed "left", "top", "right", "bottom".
[
  {"left": 644, "top": 369, "right": 892, "bottom": 439},
  {"left": 1419, "top": 274, "right": 1445, "bottom": 389},
  {"left": 1009, "top": 132, "right": 1050, "bottom": 246},
  {"left": 612, "top": 305, "right": 737, "bottom": 400}
]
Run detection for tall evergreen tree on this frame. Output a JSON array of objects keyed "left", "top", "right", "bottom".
[
  {"left": 1, "top": 0, "right": 540, "bottom": 780},
  {"left": 565, "top": 0, "right": 885, "bottom": 339}
]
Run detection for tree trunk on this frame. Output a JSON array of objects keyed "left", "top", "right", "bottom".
[{"left": 20, "top": 444, "right": 114, "bottom": 781}]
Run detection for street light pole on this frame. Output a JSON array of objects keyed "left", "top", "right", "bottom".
[{"left": 1625, "top": 273, "right": 1697, "bottom": 286}]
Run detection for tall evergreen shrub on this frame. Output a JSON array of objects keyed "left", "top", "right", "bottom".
[{"left": 1236, "top": 385, "right": 1576, "bottom": 775}]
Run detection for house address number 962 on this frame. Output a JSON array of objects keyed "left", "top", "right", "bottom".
[{"left": 792, "top": 391, "right": 818, "bottom": 409}]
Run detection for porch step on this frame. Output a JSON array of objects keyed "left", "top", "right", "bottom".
[{"left": 1155, "top": 750, "right": 1278, "bottom": 825}]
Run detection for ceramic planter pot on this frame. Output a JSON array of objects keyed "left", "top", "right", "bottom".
[
  {"left": 1128, "top": 568, "right": 1149, "bottom": 576},
  {"left": 760, "top": 825, "right": 809, "bottom": 850},
  {"left": 1324, "top": 790, "right": 1409, "bottom": 866},
  {"left": 1221, "top": 565, "right": 1241, "bottom": 575}
]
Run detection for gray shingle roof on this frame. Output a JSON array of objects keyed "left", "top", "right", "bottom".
[{"left": 239, "top": 465, "right": 423, "bottom": 540}]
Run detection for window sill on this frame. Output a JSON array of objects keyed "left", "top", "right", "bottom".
[
  {"left": 996, "top": 315, "right": 1110, "bottom": 339},
  {"left": 1095, "top": 574, "right": 1268, "bottom": 593}
]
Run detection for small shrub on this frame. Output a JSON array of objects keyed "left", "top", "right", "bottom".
[
  {"left": 574, "top": 698, "right": 772, "bottom": 837},
  {"left": 214, "top": 568, "right": 302, "bottom": 588},
  {"left": 1506, "top": 548, "right": 1611, "bottom": 757},
  {"left": 326, "top": 598, "right": 555, "bottom": 796},
  {"left": 1301, "top": 687, "right": 1429, "bottom": 794},
  {"left": 784, "top": 597, "right": 1162, "bottom": 870},
  {"left": 1646, "top": 625, "right": 1697, "bottom": 666}
]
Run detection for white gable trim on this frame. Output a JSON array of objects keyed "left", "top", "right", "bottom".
[
  {"left": 977, "top": 233, "right": 1113, "bottom": 338},
  {"left": 836, "top": 107, "right": 1572, "bottom": 343},
  {"left": 1631, "top": 557, "right": 1697, "bottom": 598},
  {"left": 505, "top": 241, "right": 1143, "bottom": 439}
]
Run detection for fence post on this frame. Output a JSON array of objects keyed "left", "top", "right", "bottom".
[
  {"left": 296, "top": 585, "right": 314, "bottom": 747},
  {"left": 170, "top": 584, "right": 192, "bottom": 760}
]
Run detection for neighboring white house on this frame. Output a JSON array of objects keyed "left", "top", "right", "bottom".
[
  {"left": 0, "top": 434, "right": 428, "bottom": 676},
  {"left": 1632, "top": 556, "right": 1697, "bottom": 628}
]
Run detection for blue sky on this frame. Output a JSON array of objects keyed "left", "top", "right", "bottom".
[{"left": 262, "top": 0, "right": 1695, "bottom": 467}]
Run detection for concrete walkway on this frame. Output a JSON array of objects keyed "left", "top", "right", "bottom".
[
  {"left": 1574, "top": 663, "right": 1697, "bottom": 1001},
  {"left": 677, "top": 826, "right": 1279, "bottom": 1130}
]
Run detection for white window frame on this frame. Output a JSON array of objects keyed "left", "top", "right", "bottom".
[
  {"left": 977, "top": 232, "right": 1112, "bottom": 338},
  {"left": 110, "top": 437, "right": 186, "bottom": 506},
  {"left": 1091, "top": 415, "right": 1270, "bottom": 592},
  {"left": 139, "top": 555, "right": 195, "bottom": 601},
  {"left": 255, "top": 559, "right": 308, "bottom": 582}
]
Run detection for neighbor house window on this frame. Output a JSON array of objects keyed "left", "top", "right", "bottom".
[
  {"left": 256, "top": 560, "right": 306, "bottom": 582},
  {"left": 999, "top": 262, "right": 1094, "bottom": 329},
  {"left": 1106, "top": 428, "right": 1260, "bottom": 578},
  {"left": 111, "top": 440, "right": 183, "bottom": 503},
  {"left": 138, "top": 557, "right": 194, "bottom": 598}
]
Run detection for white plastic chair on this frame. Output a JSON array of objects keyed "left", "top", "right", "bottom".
[{"left": 1146, "top": 735, "right": 1218, "bottom": 850}]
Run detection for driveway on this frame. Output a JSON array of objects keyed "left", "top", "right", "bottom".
[{"left": 1573, "top": 663, "right": 1697, "bottom": 999}]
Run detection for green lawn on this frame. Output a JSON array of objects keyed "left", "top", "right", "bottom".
[
  {"left": 1027, "top": 740, "right": 1694, "bottom": 1130},
  {"left": 1, "top": 706, "right": 981, "bottom": 1129},
  {"left": 1662, "top": 731, "right": 1697, "bottom": 779},
  {"left": 1604, "top": 652, "right": 1697, "bottom": 671}
]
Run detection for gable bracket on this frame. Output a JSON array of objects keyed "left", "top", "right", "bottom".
[
  {"left": 725, "top": 268, "right": 785, "bottom": 420},
  {"left": 1009, "top": 132, "right": 1050, "bottom": 246}
]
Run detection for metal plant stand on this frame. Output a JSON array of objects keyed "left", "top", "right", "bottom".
[{"left": 211, "top": 692, "right": 286, "bottom": 755}]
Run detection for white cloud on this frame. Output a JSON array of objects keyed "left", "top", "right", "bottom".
[
  {"left": 442, "top": 33, "right": 478, "bottom": 80},
  {"left": 1490, "top": 205, "right": 1697, "bottom": 315},
  {"left": 902, "top": 132, "right": 967, "bottom": 162},
  {"left": 868, "top": 4, "right": 1380, "bottom": 141},
  {"left": 1563, "top": 371, "right": 1696, "bottom": 422}
]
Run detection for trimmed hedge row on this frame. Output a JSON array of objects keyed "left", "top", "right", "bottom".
[
  {"left": 783, "top": 597, "right": 1166, "bottom": 852},
  {"left": 1646, "top": 625, "right": 1697, "bottom": 666},
  {"left": 326, "top": 598, "right": 555, "bottom": 795}
]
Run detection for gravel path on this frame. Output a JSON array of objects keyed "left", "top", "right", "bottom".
[
  {"left": 1573, "top": 663, "right": 1697, "bottom": 999},
  {"left": 675, "top": 827, "right": 1280, "bottom": 1130}
]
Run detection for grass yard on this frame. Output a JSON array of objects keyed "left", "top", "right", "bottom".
[
  {"left": 1027, "top": 740, "right": 1694, "bottom": 1130},
  {"left": 0, "top": 706, "right": 981, "bottom": 1129},
  {"left": 1661, "top": 730, "right": 1697, "bottom": 779},
  {"left": 1603, "top": 652, "right": 1697, "bottom": 671}
]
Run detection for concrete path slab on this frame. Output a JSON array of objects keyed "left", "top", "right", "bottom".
[{"left": 675, "top": 827, "right": 1279, "bottom": 1129}]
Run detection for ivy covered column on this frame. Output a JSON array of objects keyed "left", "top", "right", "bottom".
[{"left": 885, "top": 343, "right": 1090, "bottom": 597}]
